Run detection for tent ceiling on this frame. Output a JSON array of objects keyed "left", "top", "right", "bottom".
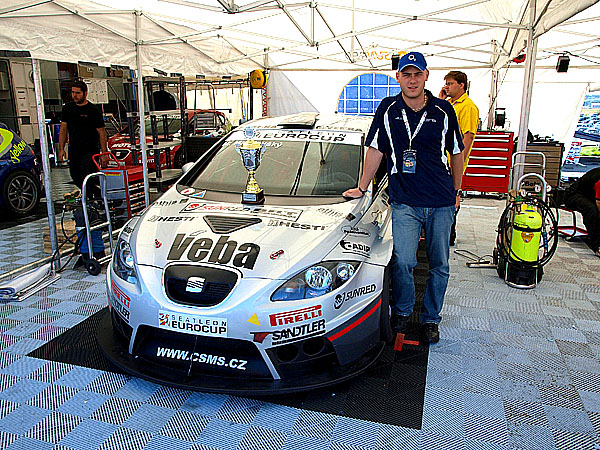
[{"left": 0, "top": 0, "right": 599, "bottom": 74}]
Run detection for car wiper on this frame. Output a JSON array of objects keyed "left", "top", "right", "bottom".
[{"left": 289, "top": 140, "right": 311, "bottom": 195}]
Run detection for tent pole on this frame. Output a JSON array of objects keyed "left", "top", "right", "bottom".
[
  {"left": 135, "top": 10, "right": 150, "bottom": 207},
  {"left": 487, "top": 40, "right": 499, "bottom": 130},
  {"left": 32, "top": 58, "right": 59, "bottom": 269},
  {"left": 514, "top": 0, "right": 537, "bottom": 189}
]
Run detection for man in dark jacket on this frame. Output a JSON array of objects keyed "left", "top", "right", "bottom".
[
  {"left": 564, "top": 167, "right": 600, "bottom": 257},
  {"left": 58, "top": 80, "right": 107, "bottom": 188}
]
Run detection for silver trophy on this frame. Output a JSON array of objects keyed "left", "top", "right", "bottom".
[{"left": 238, "top": 128, "right": 265, "bottom": 204}]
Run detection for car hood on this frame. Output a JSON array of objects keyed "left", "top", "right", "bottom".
[{"left": 131, "top": 192, "right": 368, "bottom": 280}]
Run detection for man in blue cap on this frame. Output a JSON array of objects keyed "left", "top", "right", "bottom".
[{"left": 344, "top": 51, "right": 464, "bottom": 343}]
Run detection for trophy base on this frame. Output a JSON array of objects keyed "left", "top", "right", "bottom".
[{"left": 242, "top": 190, "right": 265, "bottom": 205}]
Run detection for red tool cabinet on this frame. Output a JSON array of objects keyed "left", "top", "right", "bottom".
[{"left": 462, "top": 131, "right": 514, "bottom": 194}]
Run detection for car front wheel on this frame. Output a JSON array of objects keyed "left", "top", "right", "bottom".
[{"left": 2, "top": 170, "right": 41, "bottom": 216}]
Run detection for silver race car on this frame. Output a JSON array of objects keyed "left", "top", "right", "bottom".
[{"left": 99, "top": 113, "right": 393, "bottom": 394}]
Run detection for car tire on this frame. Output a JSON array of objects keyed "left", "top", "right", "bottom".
[
  {"left": 86, "top": 259, "right": 102, "bottom": 276},
  {"left": 174, "top": 149, "right": 185, "bottom": 169},
  {"left": 379, "top": 265, "right": 394, "bottom": 344},
  {"left": 2, "top": 170, "right": 40, "bottom": 216}
]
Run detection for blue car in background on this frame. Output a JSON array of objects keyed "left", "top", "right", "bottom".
[{"left": 0, "top": 122, "right": 43, "bottom": 216}]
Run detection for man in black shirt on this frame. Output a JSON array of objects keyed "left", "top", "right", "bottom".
[
  {"left": 564, "top": 167, "right": 600, "bottom": 257},
  {"left": 58, "top": 80, "right": 107, "bottom": 188}
]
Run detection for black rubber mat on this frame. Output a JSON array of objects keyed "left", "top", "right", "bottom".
[
  {"left": 0, "top": 201, "right": 48, "bottom": 230},
  {"left": 29, "top": 248, "right": 431, "bottom": 429}
]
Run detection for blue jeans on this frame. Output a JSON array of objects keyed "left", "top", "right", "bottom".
[{"left": 390, "top": 202, "right": 455, "bottom": 324}]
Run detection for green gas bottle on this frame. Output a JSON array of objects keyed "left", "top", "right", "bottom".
[{"left": 510, "top": 205, "right": 542, "bottom": 262}]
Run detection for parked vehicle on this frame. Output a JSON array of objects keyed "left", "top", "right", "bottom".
[
  {"left": 108, "top": 110, "right": 231, "bottom": 169},
  {"left": 100, "top": 113, "right": 394, "bottom": 394},
  {"left": 0, "top": 122, "right": 42, "bottom": 216}
]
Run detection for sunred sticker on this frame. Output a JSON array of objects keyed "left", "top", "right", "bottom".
[{"left": 181, "top": 188, "right": 196, "bottom": 195}]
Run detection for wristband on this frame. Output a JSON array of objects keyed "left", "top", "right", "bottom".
[
  {"left": 456, "top": 189, "right": 463, "bottom": 196},
  {"left": 358, "top": 186, "right": 367, "bottom": 194}
]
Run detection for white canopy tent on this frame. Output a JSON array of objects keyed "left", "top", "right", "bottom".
[{"left": 0, "top": 0, "right": 599, "bottom": 261}]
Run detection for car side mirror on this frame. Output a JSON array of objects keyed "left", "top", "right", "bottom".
[{"left": 182, "top": 162, "right": 194, "bottom": 174}]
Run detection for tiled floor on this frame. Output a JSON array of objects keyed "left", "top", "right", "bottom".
[{"left": 1, "top": 197, "right": 600, "bottom": 449}]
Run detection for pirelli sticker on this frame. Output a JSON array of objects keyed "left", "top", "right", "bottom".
[{"left": 226, "top": 128, "right": 363, "bottom": 146}]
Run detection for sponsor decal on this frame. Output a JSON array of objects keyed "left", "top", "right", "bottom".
[
  {"left": 251, "top": 317, "right": 326, "bottom": 345},
  {"left": 340, "top": 240, "right": 370, "bottom": 256},
  {"left": 342, "top": 226, "right": 371, "bottom": 237},
  {"left": 181, "top": 203, "right": 302, "bottom": 221},
  {"left": 270, "top": 249, "right": 284, "bottom": 260},
  {"left": 110, "top": 142, "right": 130, "bottom": 149},
  {"left": 154, "top": 239, "right": 162, "bottom": 248},
  {"left": 167, "top": 234, "right": 260, "bottom": 269},
  {"left": 181, "top": 188, "right": 196, "bottom": 195},
  {"left": 267, "top": 219, "right": 325, "bottom": 231},
  {"left": 346, "top": 213, "right": 356, "bottom": 222},
  {"left": 272, "top": 318, "right": 326, "bottom": 345},
  {"left": 228, "top": 128, "right": 360, "bottom": 144},
  {"left": 0, "top": 127, "right": 28, "bottom": 163},
  {"left": 123, "top": 225, "right": 134, "bottom": 235},
  {"left": 111, "top": 280, "right": 130, "bottom": 308},
  {"left": 248, "top": 313, "right": 261, "bottom": 326},
  {"left": 521, "top": 232, "right": 534, "bottom": 243},
  {"left": 190, "top": 190, "right": 206, "bottom": 199},
  {"left": 317, "top": 208, "right": 344, "bottom": 218},
  {"left": 153, "top": 200, "right": 180, "bottom": 207},
  {"left": 111, "top": 280, "right": 130, "bottom": 322},
  {"left": 334, "top": 283, "right": 376, "bottom": 309},
  {"left": 269, "top": 305, "right": 322, "bottom": 326},
  {"left": 147, "top": 215, "right": 195, "bottom": 222},
  {"left": 156, "top": 347, "right": 247, "bottom": 370},
  {"left": 158, "top": 311, "right": 227, "bottom": 337},
  {"left": 251, "top": 332, "right": 270, "bottom": 343}
]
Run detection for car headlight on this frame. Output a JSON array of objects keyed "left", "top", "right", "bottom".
[
  {"left": 113, "top": 239, "right": 137, "bottom": 283},
  {"left": 272, "top": 261, "right": 360, "bottom": 301}
]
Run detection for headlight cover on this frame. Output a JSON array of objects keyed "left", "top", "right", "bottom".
[
  {"left": 113, "top": 239, "right": 137, "bottom": 283},
  {"left": 271, "top": 261, "right": 360, "bottom": 301}
]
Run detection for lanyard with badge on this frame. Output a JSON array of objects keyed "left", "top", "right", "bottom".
[{"left": 400, "top": 108, "right": 427, "bottom": 174}]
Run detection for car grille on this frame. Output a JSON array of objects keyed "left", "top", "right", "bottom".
[
  {"left": 203, "top": 215, "right": 261, "bottom": 234},
  {"left": 164, "top": 264, "right": 238, "bottom": 306}
]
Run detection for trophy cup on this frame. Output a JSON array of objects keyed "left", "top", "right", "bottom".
[{"left": 238, "top": 129, "right": 265, "bottom": 204}]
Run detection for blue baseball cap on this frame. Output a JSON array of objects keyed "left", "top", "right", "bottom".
[{"left": 397, "top": 51, "right": 427, "bottom": 72}]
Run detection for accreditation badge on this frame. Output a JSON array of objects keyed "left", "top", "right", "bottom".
[{"left": 402, "top": 148, "right": 417, "bottom": 174}]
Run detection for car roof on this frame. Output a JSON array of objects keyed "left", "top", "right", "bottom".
[{"left": 242, "top": 113, "right": 372, "bottom": 135}]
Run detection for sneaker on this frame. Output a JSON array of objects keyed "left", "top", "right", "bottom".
[
  {"left": 391, "top": 314, "right": 410, "bottom": 333},
  {"left": 422, "top": 322, "right": 440, "bottom": 344}
]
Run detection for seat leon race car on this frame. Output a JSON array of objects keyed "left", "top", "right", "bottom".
[{"left": 99, "top": 112, "right": 394, "bottom": 394}]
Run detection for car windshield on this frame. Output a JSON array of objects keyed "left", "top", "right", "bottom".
[
  {"left": 142, "top": 117, "right": 181, "bottom": 135},
  {"left": 186, "top": 128, "right": 363, "bottom": 196}
]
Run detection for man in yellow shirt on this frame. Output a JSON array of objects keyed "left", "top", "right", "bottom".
[{"left": 439, "top": 70, "right": 479, "bottom": 245}]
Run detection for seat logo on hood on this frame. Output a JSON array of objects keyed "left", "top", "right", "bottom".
[
  {"left": 186, "top": 277, "right": 206, "bottom": 293},
  {"left": 167, "top": 234, "right": 260, "bottom": 269}
]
